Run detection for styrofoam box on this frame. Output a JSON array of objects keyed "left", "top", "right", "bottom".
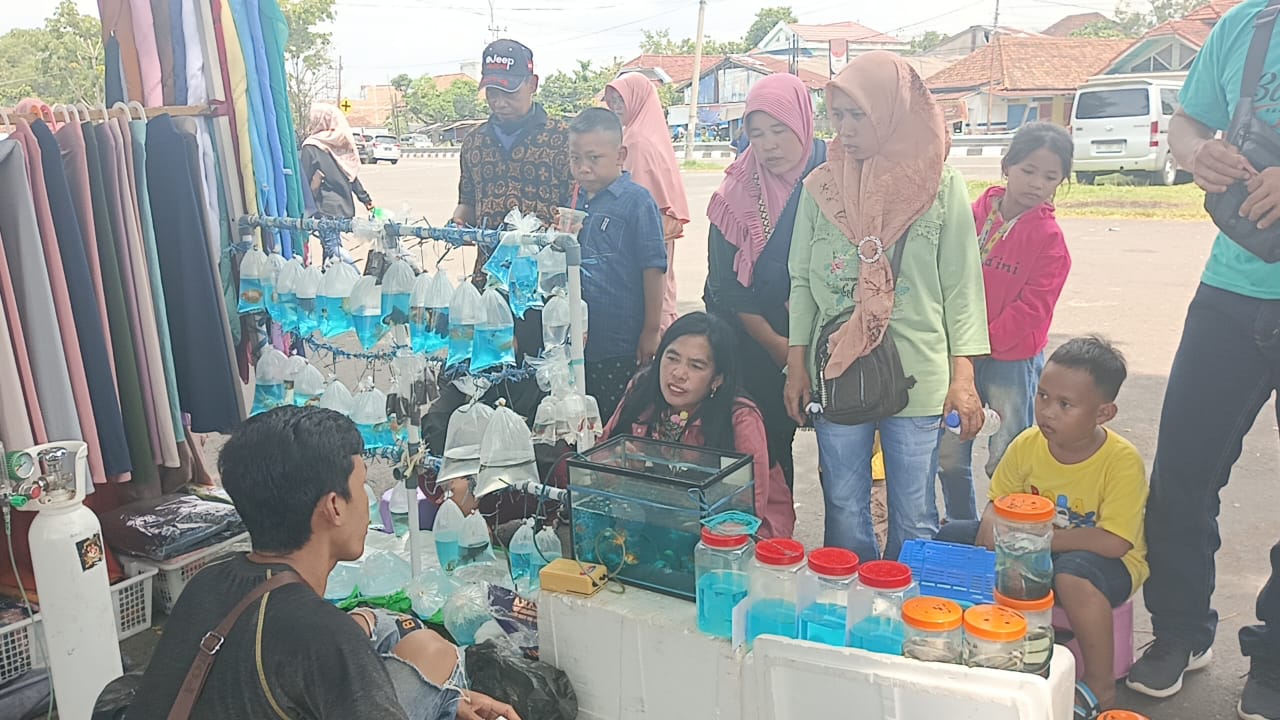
[
  {"left": 119, "top": 532, "right": 251, "bottom": 614},
  {"left": 540, "top": 586, "right": 1076, "bottom": 720}
]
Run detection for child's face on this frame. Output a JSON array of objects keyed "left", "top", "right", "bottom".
[
  {"left": 570, "top": 129, "right": 625, "bottom": 194},
  {"left": 1034, "top": 362, "right": 1116, "bottom": 448},
  {"left": 1003, "top": 146, "right": 1066, "bottom": 211}
]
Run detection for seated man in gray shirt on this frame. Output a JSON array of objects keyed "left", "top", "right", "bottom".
[{"left": 128, "top": 406, "right": 519, "bottom": 720}]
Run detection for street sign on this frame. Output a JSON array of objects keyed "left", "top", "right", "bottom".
[{"left": 339, "top": 98, "right": 353, "bottom": 113}]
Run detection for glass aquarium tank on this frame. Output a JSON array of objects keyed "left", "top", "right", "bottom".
[{"left": 567, "top": 435, "right": 755, "bottom": 600}]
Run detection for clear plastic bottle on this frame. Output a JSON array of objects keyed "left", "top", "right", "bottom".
[
  {"left": 744, "top": 538, "right": 806, "bottom": 645},
  {"left": 901, "top": 597, "right": 964, "bottom": 664},
  {"left": 963, "top": 605, "right": 1028, "bottom": 671},
  {"left": 695, "top": 527, "right": 754, "bottom": 639},
  {"left": 848, "top": 560, "right": 918, "bottom": 655},
  {"left": 994, "top": 590, "right": 1055, "bottom": 676},
  {"left": 433, "top": 496, "right": 464, "bottom": 574},
  {"left": 944, "top": 407, "right": 1002, "bottom": 437},
  {"left": 993, "top": 494, "right": 1056, "bottom": 601},
  {"left": 798, "top": 548, "right": 860, "bottom": 647},
  {"left": 510, "top": 519, "right": 538, "bottom": 595}
]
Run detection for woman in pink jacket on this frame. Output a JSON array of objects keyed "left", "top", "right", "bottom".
[
  {"left": 602, "top": 312, "right": 795, "bottom": 539},
  {"left": 937, "top": 122, "right": 1074, "bottom": 521}
]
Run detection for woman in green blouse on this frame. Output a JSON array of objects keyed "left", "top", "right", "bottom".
[{"left": 783, "top": 52, "right": 990, "bottom": 562}]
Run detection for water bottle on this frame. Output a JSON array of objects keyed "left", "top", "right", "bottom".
[
  {"left": 434, "top": 496, "right": 464, "bottom": 573},
  {"left": 509, "top": 519, "right": 537, "bottom": 594},
  {"left": 944, "top": 406, "right": 1002, "bottom": 437}
]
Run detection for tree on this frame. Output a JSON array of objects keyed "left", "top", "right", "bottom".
[
  {"left": 0, "top": 0, "right": 103, "bottom": 107},
  {"left": 742, "top": 7, "right": 797, "bottom": 50},
  {"left": 540, "top": 60, "right": 624, "bottom": 117},
  {"left": 1070, "top": 20, "right": 1131, "bottom": 39},
  {"left": 1115, "top": 0, "right": 1200, "bottom": 35},
  {"left": 908, "top": 30, "right": 947, "bottom": 55},
  {"left": 280, "top": 0, "right": 337, "bottom": 133},
  {"left": 404, "top": 76, "right": 481, "bottom": 124},
  {"left": 640, "top": 28, "right": 744, "bottom": 55},
  {"left": 656, "top": 83, "right": 682, "bottom": 109},
  {"left": 390, "top": 73, "right": 413, "bottom": 95}
]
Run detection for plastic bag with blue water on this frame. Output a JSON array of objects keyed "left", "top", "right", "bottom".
[
  {"left": 293, "top": 362, "right": 326, "bottom": 406},
  {"left": 251, "top": 348, "right": 290, "bottom": 415},
  {"left": 537, "top": 243, "right": 567, "bottom": 297},
  {"left": 274, "top": 257, "right": 304, "bottom": 332},
  {"left": 381, "top": 259, "right": 416, "bottom": 326},
  {"left": 262, "top": 253, "right": 287, "bottom": 321},
  {"left": 352, "top": 383, "right": 398, "bottom": 451},
  {"left": 447, "top": 281, "right": 484, "bottom": 368},
  {"left": 416, "top": 270, "right": 453, "bottom": 357},
  {"left": 237, "top": 247, "right": 272, "bottom": 315},
  {"left": 318, "top": 379, "right": 354, "bottom": 416},
  {"left": 295, "top": 264, "right": 323, "bottom": 337},
  {"left": 350, "top": 277, "right": 386, "bottom": 350},
  {"left": 472, "top": 288, "right": 515, "bottom": 372},
  {"left": 319, "top": 261, "right": 361, "bottom": 338},
  {"left": 508, "top": 246, "right": 541, "bottom": 319}
]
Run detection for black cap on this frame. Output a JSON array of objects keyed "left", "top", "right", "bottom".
[{"left": 479, "top": 39, "right": 535, "bottom": 92}]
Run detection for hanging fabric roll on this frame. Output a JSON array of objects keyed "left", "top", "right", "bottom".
[
  {"left": 149, "top": 0, "right": 177, "bottom": 106},
  {"left": 0, "top": 268, "right": 35, "bottom": 449},
  {"left": 257, "top": 0, "right": 305, "bottom": 255},
  {"left": 226, "top": 0, "right": 285, "bottom": 255},
  {"left": 168, "top": 0, "right": 188, "bottom": 105},
  {"left": 84, "top": 119, "right": 160, "bottom": 491},
  {"left": 0, "top": 135, "right": 83, "bottom": 447},
  {"left": 127, "top": 0, "right": 165, "bottom": 106},
  {"left": 98, "top": 0, "right": 145, "bottom": 104},
  {"left": 147, "top": 114, "right": 242, "bottom": 433},
  {"left": 32, "top": 119, "right": 133, "bottom": 479}
]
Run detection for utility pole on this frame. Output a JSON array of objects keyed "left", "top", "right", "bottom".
[
  {"left": 336, "top": 55, "right": 343, "bottom": 104},
  {"left": 985, "top": 0, "right": 1000, "bottom": 134},
  {"left": 488, "top": 0, "right": 503, "bottom": 41},
  {"left": 684, "top": 0, "right": 707, "bottom": 163}
]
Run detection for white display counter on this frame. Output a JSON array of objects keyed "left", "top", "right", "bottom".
[{"left": 540, "top": 586, "right": 1076, "bottom": 720}]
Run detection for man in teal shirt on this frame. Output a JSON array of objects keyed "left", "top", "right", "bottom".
[{"left": 1127, "top": 2, "right": 1280, "bottom": 716}]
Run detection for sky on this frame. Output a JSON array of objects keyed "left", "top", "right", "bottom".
[{"left": 6, "top": 0, "right": 1124, "bottom": 91}]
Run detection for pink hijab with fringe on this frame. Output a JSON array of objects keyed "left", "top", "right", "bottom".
[
  {"left": 805, "top": 52, "right": 946, "bottom": 379},
  {"left": 707, "top": 74, "right": 814, "bottom": 286},
  {"left": 302, "top": 103, "right": 362, "bottom": 182},
  {"left": 606, "top": 73, "right": 690, "bottom": 225}
]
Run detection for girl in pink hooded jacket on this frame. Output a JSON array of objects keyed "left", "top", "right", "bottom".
[{"left": 937, "top": 122, "right": 1074, "bottom": 521}]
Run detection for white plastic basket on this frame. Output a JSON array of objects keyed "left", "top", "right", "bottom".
[
  {"left": 0, "top": 614, "right": 44, "bottom": 685},
  {"left": 119, "top": 533, "right": 251, "bottom": 614},
  {"left": 112, "top": 567, "right": 158, "bottom": 640}
]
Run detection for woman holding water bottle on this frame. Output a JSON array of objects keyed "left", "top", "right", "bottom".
[{"left": 935, "top": 123, "right": 1074, "bottom": 522}]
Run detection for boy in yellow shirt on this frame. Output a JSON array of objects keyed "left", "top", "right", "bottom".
[{"left": 937, "top": 337, "right": 1148, "bottom": 712}]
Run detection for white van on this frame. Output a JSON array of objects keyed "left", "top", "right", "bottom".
[{"left": 1071, "top": 76, "right": 1186, "bottom": 185}]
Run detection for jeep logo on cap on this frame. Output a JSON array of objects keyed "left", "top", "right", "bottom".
[{"left": 485, "top": 54, "right": 516, "bottom": 70}]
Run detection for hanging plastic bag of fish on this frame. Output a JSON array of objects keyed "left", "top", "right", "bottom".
[
  {"left": 381, "top": 259, "right": 416, "bottom": 326},
  {"left": 252, "top": 347, "right": 290, "bottom": 415},
  {"left": 319, "top": 260, "right": 361, "bottom": 338},
  {"left": 237, "top": 246, "right": 273, "bottom": 315}
]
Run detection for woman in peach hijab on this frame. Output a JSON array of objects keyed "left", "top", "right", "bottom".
[
  {"left": 605, "top": 73, "right": 690, "bottom": 329},
  {"left": 783, "top": 52, "right": 989, "bottom": 563}
]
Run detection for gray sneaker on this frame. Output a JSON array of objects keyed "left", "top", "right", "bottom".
[
  {"left": 1239, "top": 660, "right": 1280, "bottom": 720},
  {"left": 1125, "top": 639, "right": 1213, "bottom": 698}
]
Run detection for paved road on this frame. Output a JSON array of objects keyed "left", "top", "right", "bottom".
[{"left": 356, "top": 159, "right": 1273, "bottom": 719}]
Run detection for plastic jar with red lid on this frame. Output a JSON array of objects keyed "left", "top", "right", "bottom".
[
  {"left": 744, "top": 538, "right": 806, "bottom": 645},
  {"left": 694, "top": 527, "right": 754, "bottom": 639},
  {"left": 797, "top": 547, "right": 860, "bottom": 646}
]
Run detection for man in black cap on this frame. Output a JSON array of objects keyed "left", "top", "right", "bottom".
[{"left": 451, "top": 39, "right": 572, "bottom": 241}]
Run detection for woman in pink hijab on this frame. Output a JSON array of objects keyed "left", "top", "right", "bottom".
[
  {"left": 605, "top": 73, "right": 690, "bottom": 329},
  {"left": 702, "top": 73, "right": 827, "bottom": 490}
]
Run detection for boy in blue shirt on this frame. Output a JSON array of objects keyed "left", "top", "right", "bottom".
[{"left": 566, "top": 108, "right": 668, "bottom": 421}]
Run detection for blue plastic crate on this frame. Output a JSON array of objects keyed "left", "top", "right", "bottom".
[{"left": 899, "top": 539, "right": 995, "bottom": 606}]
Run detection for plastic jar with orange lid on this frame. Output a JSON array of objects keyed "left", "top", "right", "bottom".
[
  {"left": 1097, "top": 712, "right": 1149, "bottom": 720},
  {"left": 901, "top": 597, "right": 964, "bottom": 664},
  {"left": 963, "top": 604, "right": 1028, "bottom": 671},
  {"left": 993, "top": 494, "right": 1057, "bottom": 601},
  {"left": 994, "top": 590, "right": 1055, "bottom": 676}
]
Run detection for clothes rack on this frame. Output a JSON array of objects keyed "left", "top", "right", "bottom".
[{"left": 0, "top": 103, "right": 223, "bottom": 128}]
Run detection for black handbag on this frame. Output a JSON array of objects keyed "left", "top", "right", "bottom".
[
  {"left": 813, "top": 235, "right": 916, "bottom": 425},
  {"left": 1204, "top": 0, "right": 1280, "bottom": 263}
]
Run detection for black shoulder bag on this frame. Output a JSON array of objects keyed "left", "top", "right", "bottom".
[
  {"left": 1204, "top": 0, "right": 1280, "bottom": 263},
  {"left": 813, "top": 235, "right": 917, "bottom": 425}
]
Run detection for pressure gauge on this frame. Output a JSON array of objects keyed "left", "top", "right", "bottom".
[{"left": 4, "top": 450, "right": 35, "bottom": 481}]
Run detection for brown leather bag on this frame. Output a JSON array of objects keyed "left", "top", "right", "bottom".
[{"left": 166, "top": 570, "right": 304, "bottom": 720}]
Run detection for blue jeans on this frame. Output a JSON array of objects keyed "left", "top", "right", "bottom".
[
  {"left": 815, "top": 414, "right": 943, "bottom": 562},
  {"left": 936, "top": 355, "right": 1043, "bottom": 521}
]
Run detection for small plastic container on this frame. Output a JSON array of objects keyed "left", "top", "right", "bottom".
[
  {"left": 695, "top": 527, "right": 754, "bottom": 639},
  {"left": 848, "top": 560, "right": 917, "bottom": 655},
  {"left": 1098, "top": 712, "right": 1150, "bottom": 720},
  {"left": 901, "top": 597, "right": 964, "bottom": 664},
  {"left": 993, "top": 494, "right": 1056, "bottom": 601},
  {"left": 995, "top": 590, "right": 1055, "bottom": 677},
  {"left": 798, "top": 548, "right": 860, "bottom": 646},
  {"left": 963, "top": 604, "right": 1028, "bottom": 671},
  {"left": 744, "top": 538, "right": 806, "bottom": 644}
]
